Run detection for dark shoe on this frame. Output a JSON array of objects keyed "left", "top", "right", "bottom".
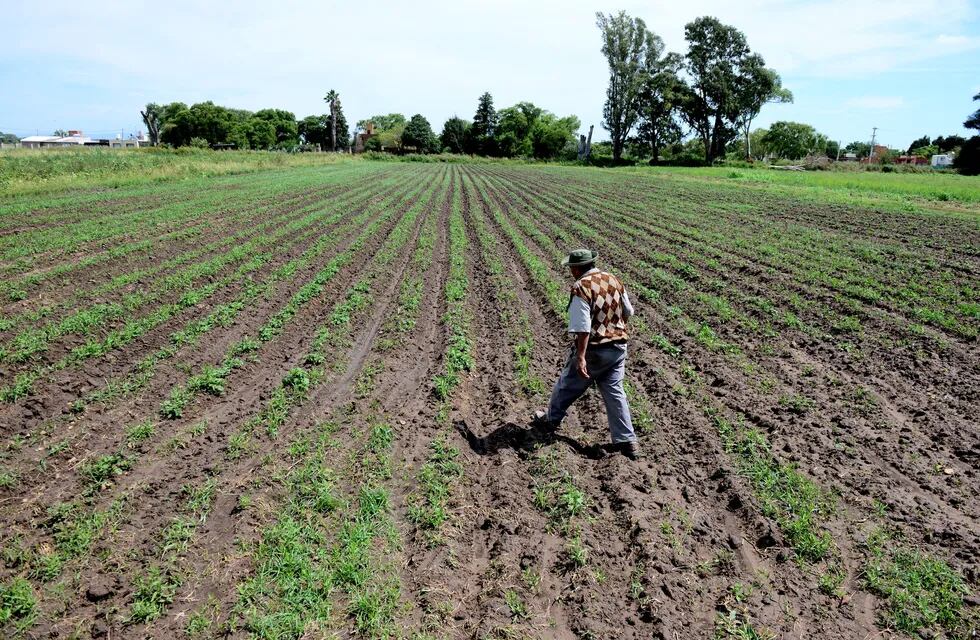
[
  {"left": 612, "top": 440, "right": 641, "bottom": 460},
  {"left": 531, "top": 410, "right": 558, "bottom": 429}
]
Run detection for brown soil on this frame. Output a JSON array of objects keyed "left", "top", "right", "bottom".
[{"left": 0, "top": 163, "right": 976, "bottom": 640}]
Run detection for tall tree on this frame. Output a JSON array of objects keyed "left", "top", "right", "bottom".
[
  {"left": 677, "top": 16, "right": 784, "bottom": 163},
  {"left": 733, "top": 58, "right": 791, "bottom": 159},
  {"left": 402, "top": 114, "right": 438, "bottom": 153},
  {"left": 440, "top": 117, "right": 471, "bottom": 154},
  {"left": 636, "top": 51, "right": 684, "bottom": 164},
  {"left": 496, "top": 102, "right": 543, "bottom": 157},
  {"left": 470, "top": 92, "right": 498, "bottom": 155},
  {"left": 140, "top": 103, "right": 163, "bottom": 145},
  {"left": 324, "top": 90, "right": 339, "bottom": 151},
  {"left": 528, "top": 113, "right": 580, "bottom": 159},
  {"left": 596, "top": 11, "right": 658, "bottom": 161}
]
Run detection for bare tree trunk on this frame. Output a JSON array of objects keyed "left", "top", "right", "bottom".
[
  {"left": 140, "top": 110, "right": 159, "bottom": 146},
  {"left": 743, "top": 119, "right": 752, "bottom": 160},
  {"left": 330, "top": 100, "right": 337, "bottom": 152}
]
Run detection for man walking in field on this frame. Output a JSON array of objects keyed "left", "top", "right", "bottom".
[{"left": 533, "top": 249, "right": 640, "bottom": 460}]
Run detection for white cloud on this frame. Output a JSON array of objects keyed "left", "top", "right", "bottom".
[{"left": 846, "top": 96, "right": 906, "bottom": 109}]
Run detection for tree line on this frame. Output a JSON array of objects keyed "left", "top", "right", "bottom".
[
  {"left": 139, "top": 94, "right": 352, "bottom": 151},
  {"left": 354, "top": 93, "right": 580, "bottom": 159}
]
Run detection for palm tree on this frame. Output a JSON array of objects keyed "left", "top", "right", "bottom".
[{"left": 324, "top": 90, "right": 339, "bottom": 151}]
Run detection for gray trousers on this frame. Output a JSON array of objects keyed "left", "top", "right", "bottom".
[{"left": 547, "top": 342, "right": 637, "bottom": 444}]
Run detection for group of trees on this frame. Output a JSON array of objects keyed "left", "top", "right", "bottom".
[
  {"left": 139, "top": 92, "right": 351, "bottom": 150},
  {"left": 356, "top": 92, "right": 579, "bottom": 159},
  {"left": 0, "top": 131, "right": 19, "bottom": 144},
  {"left": 596, "top": 12, "right": 791, "bottom": 163}
]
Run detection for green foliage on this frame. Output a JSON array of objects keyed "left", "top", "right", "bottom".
[
  {"left": 407, "top": 437, "right": 464, "bottom": 539},
  {"left": 762, "top": 121, "right": 829, "bottom": 160},
  {"left": 125, "top": 421, "right": 155, "bottom": 448},
  {"left": 954, "top": 136, "right": 980, "bottom": 176},
  {"left": 677, "top": 16, "right": 784, "bottom": 162},
  {"left": 595, "top": 11, "right": 660, "bottom": 161},
  {"left": 80, "top": 453, "right": 132, "bottom": 494},
  {"left": 402, "top": 114, "right": 439, "bottom": 153},
  {"left": 495, "top": 102, "right": 580, "bottom": 159},
  {"left": 862, "top": 529, "right": 973, "bottom": 636},
  {"left": 440, "top": 116, "right": 471, "bottom": 153},
  {"left": 129, "top": 565, "right": 180, "bottom": 623},
  {"left": 0, "top": 577, "right": 37, "bottom": 633},
  {"left": 716, "top": 416, "right": 835, "bottom": 562}
]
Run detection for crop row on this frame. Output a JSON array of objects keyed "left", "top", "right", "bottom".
[
  {"left": 0, "top": 168, "right": 417, "bottom": 360},
  {"left": 466, "top": 166, "right": 974, "bottom": 637},
  {"left": 0, "top": 169, "right": 391, "bottom": 331},
  {"left": 492, "top": 167, "right": 977, "bottom": 341},
  {"left": 0, "top": 169, "right": 436, "bottom": 637}
]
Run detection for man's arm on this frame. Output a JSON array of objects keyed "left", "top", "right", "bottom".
[
  {"left": 622, "top": 290, "right": 634, "bottom": 321},
  {"left": 568, "top": 295, "right": 591, "bottom": 378},
  {"left": 574, "top": 332, "right": 590, "bottom": 379}
]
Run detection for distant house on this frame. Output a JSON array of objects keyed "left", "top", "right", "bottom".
[
  {"left": 20, "top": 131, "right": 107, "bottom": 148},
  {"left": 931, "top": 153, "right": 954, "bottom": 169},
  {"left": 840, "top": 152, "right": 858, "bottom": 162},
  {"left": 20, "top": 135, "right": 61, "bottom": 148},
  {"left": 109, "top": 134, "right": 150, "bottom": 149},
  {"left": 354, "top": 122, "right": 376, "bottom": 153},
  {"left": 895, "top": 155, "right": 928, "bottom": 165}
]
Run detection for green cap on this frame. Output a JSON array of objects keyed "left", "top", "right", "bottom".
[{"left": 562, "top": 248, "right": 597, "bottom": 267}]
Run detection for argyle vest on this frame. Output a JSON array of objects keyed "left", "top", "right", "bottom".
[{"left": 570, "top": 270, "right": 629, "bottom": 345}]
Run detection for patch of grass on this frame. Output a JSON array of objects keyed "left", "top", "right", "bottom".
[
  {"left": 185, "top": 595, "right": 220, "bottom": 637},
  {"left": 564, "top": 535, "right": 588, "bottom": 568},
  {"left": 129, "top": 565, "right": 180, "bottom": 624},
  {"left": 80, "top": 452, "right": 132, "bottom": 494},
  {"left": 125, "top": 421, "right": 155, "bottom": 448},
  {"left": 160, "top": 387, "right": 192, "bottom": 419},
  {"left": 778, "top": 393, "right": 815, "bottom": 415},
  {"left": 521, "top": 567, "right": 541, "bottom": 593},
  {"left": 504, "top": 589, "right": 529, "bottom": 621},
  {"left": 862, "top": 527, "right": 973, "bottom": 636},
  {"left": 715, "top": 415, "right": 835, "bottom": 562},
  {"left": 0, "top": 577, "right": 37, "bottom": 634},
  {"left": 407, "top": 436, "right": 463, "bottom": 542},
  {"left": 533, "top": 477, "right": 587, "bottom": 531},
  {"left": 0, "top": 470, "right": 17, "bottom": 489},
  {"left": 818, "top": 563, "right": 847, "bottom": 598}
]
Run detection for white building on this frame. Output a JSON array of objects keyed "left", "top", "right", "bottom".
[
  {"left": 19, "top": 135, "right": 61, "bottom": 148},
  {"left": 931, "top": 153, "right": 955, "bottom": 169},
  {"left": 20, "top": 132, "right": 98, "bottom": 148}
]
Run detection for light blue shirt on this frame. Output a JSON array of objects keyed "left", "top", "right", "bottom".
[{"left": 568, "top": 268, "right": 634, "bottom": 334}]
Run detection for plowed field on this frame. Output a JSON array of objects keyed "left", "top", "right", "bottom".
[{"left": 1, "top": 162, "right": 977, "bottom": 639}]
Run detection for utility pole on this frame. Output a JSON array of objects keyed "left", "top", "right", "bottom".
[{"left": 869, "top": 127, "right": 878, "bottom": 160}]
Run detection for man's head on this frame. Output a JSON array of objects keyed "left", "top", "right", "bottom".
[{"left": 562, "top": 248, "right": 597, "bottom": 279}]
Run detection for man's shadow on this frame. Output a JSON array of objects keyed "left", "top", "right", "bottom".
[{"left": 455, "top": 419, "right": 606, "bottom": 460}]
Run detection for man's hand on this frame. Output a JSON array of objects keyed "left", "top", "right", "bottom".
[{"left": 574, "top": 332, "right": 590, "bottom": 379}]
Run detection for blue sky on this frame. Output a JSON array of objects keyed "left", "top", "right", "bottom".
[{"left": 2, "top": 0, "right": 978, "bottom": 149}]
